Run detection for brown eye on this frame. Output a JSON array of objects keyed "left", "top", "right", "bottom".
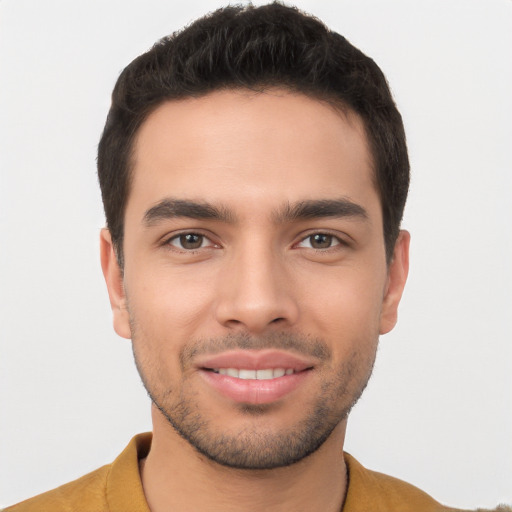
[
  {"left": 297, "top": 233, "right": 341, "bottom": 249},
  {"left": 169, "top": 233, "right": 207, "bottom": 250},
  {"left": 310, "top": 234, "right": 333, "bottom": 249}
]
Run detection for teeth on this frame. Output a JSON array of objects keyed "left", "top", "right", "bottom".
[
  {"left": 227, "top": 368, "right": 239, "bottom": 378},
  {"left": 212, "top": 368, "right": 294, "bottom": 379},
  {"left": 239, "top": 369, "right": 256, "bottom": 379},
  {"left": 256, "top": 369, "right": 273, "bottom": 380}
]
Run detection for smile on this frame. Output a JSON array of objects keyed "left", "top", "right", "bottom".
[
  {"left": 211, "top": 368, "right": 295, "bottom": 379},
  {"left": 195, "top": 350, "right": 317, "bottom": 404}
]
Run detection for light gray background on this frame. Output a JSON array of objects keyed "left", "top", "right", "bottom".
[{"left": 1, "top": 0, "right": 511, "bottom": 508}]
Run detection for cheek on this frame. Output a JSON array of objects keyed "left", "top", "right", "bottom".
[
  {"left": 301, "top": 267, "right": 386, "bottom": 352},
  {"left": 303, "top": 264, "right": 386, "bottom": 321},
  {"left": 125, "top": 269, "right": 214, "bottom": 356}
]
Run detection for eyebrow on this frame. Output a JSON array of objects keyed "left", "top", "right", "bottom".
[
  {"left": 143, "top": 197, "right": 368, "bottom": 226},
  {"left": 274, "top": 199, "right": 368, "bottom": 223},
  {"left": 143, "top": 198, "right": 235, "bottom": 226}
]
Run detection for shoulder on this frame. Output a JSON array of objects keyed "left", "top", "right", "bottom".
[
  {"left": 343, "top": 452, "right": 467, "bottom": 512},
  {"left": 3, "top": 434, "right": 151, "bottom": 512},
  {"left": 3, "top": 464, "right": 111, "bottom": 512}
]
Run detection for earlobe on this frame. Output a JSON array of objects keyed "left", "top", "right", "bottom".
[
  {"left": 99, "top": 229, "right": 132, "bottom": 339},
  {"left": 379, "top": 230, "right": 410, "bottom": 335}
]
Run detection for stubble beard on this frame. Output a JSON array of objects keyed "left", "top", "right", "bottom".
[{"left": 131, "top": 328, "right": 377, "bottom": 470}]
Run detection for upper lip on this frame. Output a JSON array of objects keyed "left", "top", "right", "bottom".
[{"left": 195, "top": 349, "right": 315, "bottom": 372}]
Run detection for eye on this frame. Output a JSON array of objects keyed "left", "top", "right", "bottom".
[
  {"left": 297, "top": 233, "right": 341, "bottom": 249},
  {"left": 168, "top": 233, "right": 213, "bottom": 250}
]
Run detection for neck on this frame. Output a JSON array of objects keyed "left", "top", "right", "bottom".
[{"left": 140, "top": 406, "right": 348, "bottom": 512}]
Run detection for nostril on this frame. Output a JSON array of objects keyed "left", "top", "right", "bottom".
[{"left": 271, "top": 317, "right": 285, "bottom": 324}]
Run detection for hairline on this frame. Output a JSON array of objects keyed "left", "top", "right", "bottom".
[{"left": 113, "top": 85, "right": 383, "bottom": 268}]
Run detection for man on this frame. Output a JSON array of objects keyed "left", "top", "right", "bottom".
[{"left": 4, "top": 3, "right": 508, "bottom": 512}]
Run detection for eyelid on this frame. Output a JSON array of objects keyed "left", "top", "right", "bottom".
[
  {"left": 294, "top": 230, "right": 350, "bottom": 249},
  {"left": 162, "top": 230, "right": 220, "bottom": 251}
]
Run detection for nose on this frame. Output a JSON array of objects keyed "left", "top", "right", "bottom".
[{"left": 214, "top": 242, "right": 299, "bottom": 334}]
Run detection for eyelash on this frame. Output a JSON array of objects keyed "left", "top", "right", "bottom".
[
  {"left": 295, "top": 232, "right": 346, "bottom": 251},
  {"left": 164, "top": 232, "right": 217, "bottom": 252},
  {"left": 163, "top": 231, "right": 348, "bottom": 253}
]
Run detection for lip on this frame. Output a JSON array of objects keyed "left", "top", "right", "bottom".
[
  {"left": 196, "top": 350, "right": 315, "bottom": 405},
  {"left": 195, "top": 349, "right": 314, "bottom": 372}
]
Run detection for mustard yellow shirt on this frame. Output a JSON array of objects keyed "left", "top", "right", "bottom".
[{"left": 4, "top": 433, "right": 473, "bottom": 511}]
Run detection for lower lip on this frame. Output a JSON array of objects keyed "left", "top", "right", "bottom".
[{"left": 199, "top": 369, "right": 312, "bottom": 405}]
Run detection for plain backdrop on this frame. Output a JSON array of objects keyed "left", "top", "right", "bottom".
[{"left": 1, "top": 0, "right": 511, "bottom": 509}]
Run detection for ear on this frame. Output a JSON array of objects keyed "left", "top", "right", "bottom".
[
  {"left": 100, "top": 229, "right": 132, "bottom": 339},
  {"left": 379, "top": 230, "right": 410, "bottom": 335}
]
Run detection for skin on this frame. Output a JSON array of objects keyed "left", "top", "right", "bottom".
[{"left": 101, "top": 89, "right": 410, "bottom": 512}]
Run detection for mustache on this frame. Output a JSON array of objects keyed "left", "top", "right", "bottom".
[{"left": 180, "top": 332, "right": 331, "bottom": 369}]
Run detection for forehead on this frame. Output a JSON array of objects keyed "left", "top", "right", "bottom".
[{"left": 128, "top": 89, "right": 377, "bottom": 220}]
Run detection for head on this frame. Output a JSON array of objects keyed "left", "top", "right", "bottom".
[
  {"left": 97, "top": 2, "right": 409, "bottom": 268},
  {"left": 99, "top": 3, "right": 410, "bottom": 471}
]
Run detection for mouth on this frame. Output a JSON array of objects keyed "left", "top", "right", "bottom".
[
  {"left": 196, "top": 350, "right": 315, "bottom": 404},
  {"left": 207, "top": 367, "right": 297, "bottom": 379}
]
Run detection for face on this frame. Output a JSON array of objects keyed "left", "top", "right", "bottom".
[{"left": 101, "top": 89, "right": 409, "bottom": 469}]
